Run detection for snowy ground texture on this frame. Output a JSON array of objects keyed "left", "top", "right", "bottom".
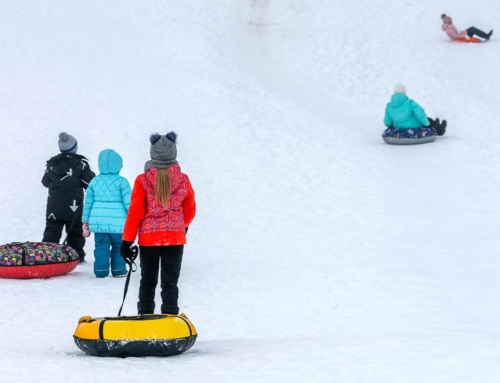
[{"left": 1, "top": 0, "right": 500, "bottom": 382}]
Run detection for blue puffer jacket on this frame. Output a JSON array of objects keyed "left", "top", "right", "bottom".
[
  {"left": 82, "top": 149, "right": 131, "bottom": 234},
  {"left": 384, "top": 94, "right": 430, "bottom": 129}
]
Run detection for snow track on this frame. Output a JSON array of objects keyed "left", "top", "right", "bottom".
[{"left": 1, "top": 1, "right": 500, "bottom": 382}]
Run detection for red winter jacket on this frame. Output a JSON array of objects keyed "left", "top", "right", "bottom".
[{"left": 122, "top": 165, "right": 196, "bottom": 246}]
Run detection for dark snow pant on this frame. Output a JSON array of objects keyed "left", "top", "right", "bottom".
[
  {"left": 42, "top": 218, "right": 85, "bottom": 258},
  {"left": 466, "top": 27, "right": 489, "bottom": 39},
  {"left": 428, "top": 117, "right": 446, "bottom": 136},
  {"left": 137, "top": 245, "right": 184, "bottom": 315},
  {"left": 94, "top": 233, "right": 127, "bottom": 278}
]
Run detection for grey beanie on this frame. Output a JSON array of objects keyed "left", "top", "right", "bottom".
[
  {"left": 58, "top": 132, "right": 78, "bottom": 153},
  {"left": 144, "top": 132, "right": 179, "bottom": 171}
]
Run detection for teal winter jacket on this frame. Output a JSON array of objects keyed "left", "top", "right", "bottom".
[
  {"left": 384, "top": 94, "right": 430, "bottom": 129},
  {"left": 82, "top": 149, "right": 131, "bottom": 234}
]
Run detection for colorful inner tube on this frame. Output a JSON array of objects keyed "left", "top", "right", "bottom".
[
  {"left": 0, "top": 261, "right": 79, "bottom": 279},
  {"left": 0, "top": 242, "right": 80, "bottom": 279},
  {"left": 382, "top": 127, "right": 437, "bottom": 145},
  {"left": 73, "top": 314, "right": 198, "bottom": 357}
]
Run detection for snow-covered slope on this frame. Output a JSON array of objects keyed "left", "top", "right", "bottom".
[{"left": 1, "top": 1, "right": 499, "bottom": 382}]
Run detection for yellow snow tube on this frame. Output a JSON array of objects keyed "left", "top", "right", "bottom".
[{"left": 73, "top": 313, "right": 197, "bottom": 357}]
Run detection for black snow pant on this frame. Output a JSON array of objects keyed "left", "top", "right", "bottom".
[
  {"left": 42, "top": 218, "right": 85, "bottom": 258},
  {"left": 466, "top": 27, "right": 489, "bottom": 39},
  {"left": 137, "top": 245, "right": 184, "bottom": 315}
]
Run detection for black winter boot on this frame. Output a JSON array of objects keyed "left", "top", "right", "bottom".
[
  {"left": 137, "top": 302, "right": 155, "bottom": 315},
  {"left": 437, "top": 120, "right": 447, "bottom": 136},
  {"left": 427, "top": 117, "right": 438, "bottom": 134}
]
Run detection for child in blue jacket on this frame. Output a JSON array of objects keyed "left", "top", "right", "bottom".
[
  {"left": 384, "top": 83, "right": 447, "bottom": 136},
  {"left": 82, "top": 149, "right": 131, "bottom": 278}
]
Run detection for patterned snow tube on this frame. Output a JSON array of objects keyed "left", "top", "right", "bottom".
[
  {"left": 0, "top": 242, "right": 79, "bottom": 279},
  {"left": 382, "top": 127, "right": 437, "bottom": 145},
  {"left": 74, "top": 313, "right": 197, "bottom": 357}
]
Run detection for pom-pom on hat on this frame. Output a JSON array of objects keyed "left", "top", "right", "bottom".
[
  {"left": 145, "top": 131, "right": 179, "bottom": 171},
  {"left": 150, "top": 132, "right": 177, "bottom": 162},
  {"left": 394, "top": 83, "right": 406, "bottom": 95},
  {"left": 58, "top": 132, "right": 78, "bottom": 153}
]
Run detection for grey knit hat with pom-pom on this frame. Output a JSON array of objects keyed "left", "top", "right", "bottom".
[
  {"left": 58, "top": 132, "right": 78, "bottom": 153},
  {"left": 144, "top": 131, "right": 179, "bottom": 171}
]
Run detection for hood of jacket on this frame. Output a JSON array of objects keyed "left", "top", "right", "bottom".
[
  {"left": 46, "top": 153, "right": 86, "bottom": 166},
  {"left": 389, "top": 93, "right": 409, "bottom": 108},
  {"left": 98, "top": 149, "right": 123, "bottom": 175},
  {"left": 45, "top": 153, "right": 87, "bottom": 177}
]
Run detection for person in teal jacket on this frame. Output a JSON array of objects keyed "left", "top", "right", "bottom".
[
  {"left": 82, "top": 149, "right": 132, "bottom": 278},
  {"left": 384, "top": 84, "right": 446, "bottom": 135}
]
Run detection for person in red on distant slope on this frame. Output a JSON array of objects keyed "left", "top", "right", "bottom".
[
  {"left": 121, "top": 131, "right": 196, "bottom": 316},
  {"left": 441, "top": 14, "right": 493, "bottom": 41}
]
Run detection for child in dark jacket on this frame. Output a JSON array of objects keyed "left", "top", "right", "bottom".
[
  {"left": 120, "top": 132, "right": 196, "bottom": 315},
  {"left": 42, "top": 132, "right": 95, "bottom": 263},
  {"left": 82, "top": 149, "right": 131, "bottom": 278}
]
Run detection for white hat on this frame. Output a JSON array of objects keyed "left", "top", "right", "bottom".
[{"left": 394, "top": 83, "right": 406, "bottom": 95}]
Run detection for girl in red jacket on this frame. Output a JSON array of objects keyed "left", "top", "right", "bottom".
[{"left": 121, "top": 132, "right": 196, "bottom": 315}]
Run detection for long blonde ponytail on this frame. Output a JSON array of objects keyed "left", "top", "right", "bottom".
[{"left": 155, "top": 168, "right": 172, "bottom": 209}]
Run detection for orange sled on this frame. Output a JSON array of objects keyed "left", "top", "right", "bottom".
[{"left": 454, "top": 37, "right": 482, "bottom": 43}]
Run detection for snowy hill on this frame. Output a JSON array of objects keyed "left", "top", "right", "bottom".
[{"left": 1, "top": 1, "right": 499, "bottom": 382}]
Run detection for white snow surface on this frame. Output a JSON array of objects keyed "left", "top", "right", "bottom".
[{"left": 1, "top": 0, "right": 500, "bottom": 382}]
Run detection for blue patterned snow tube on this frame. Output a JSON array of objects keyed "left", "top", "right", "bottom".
[{"left": 382, "top": 127, "right": 436, "bottom": 145}]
